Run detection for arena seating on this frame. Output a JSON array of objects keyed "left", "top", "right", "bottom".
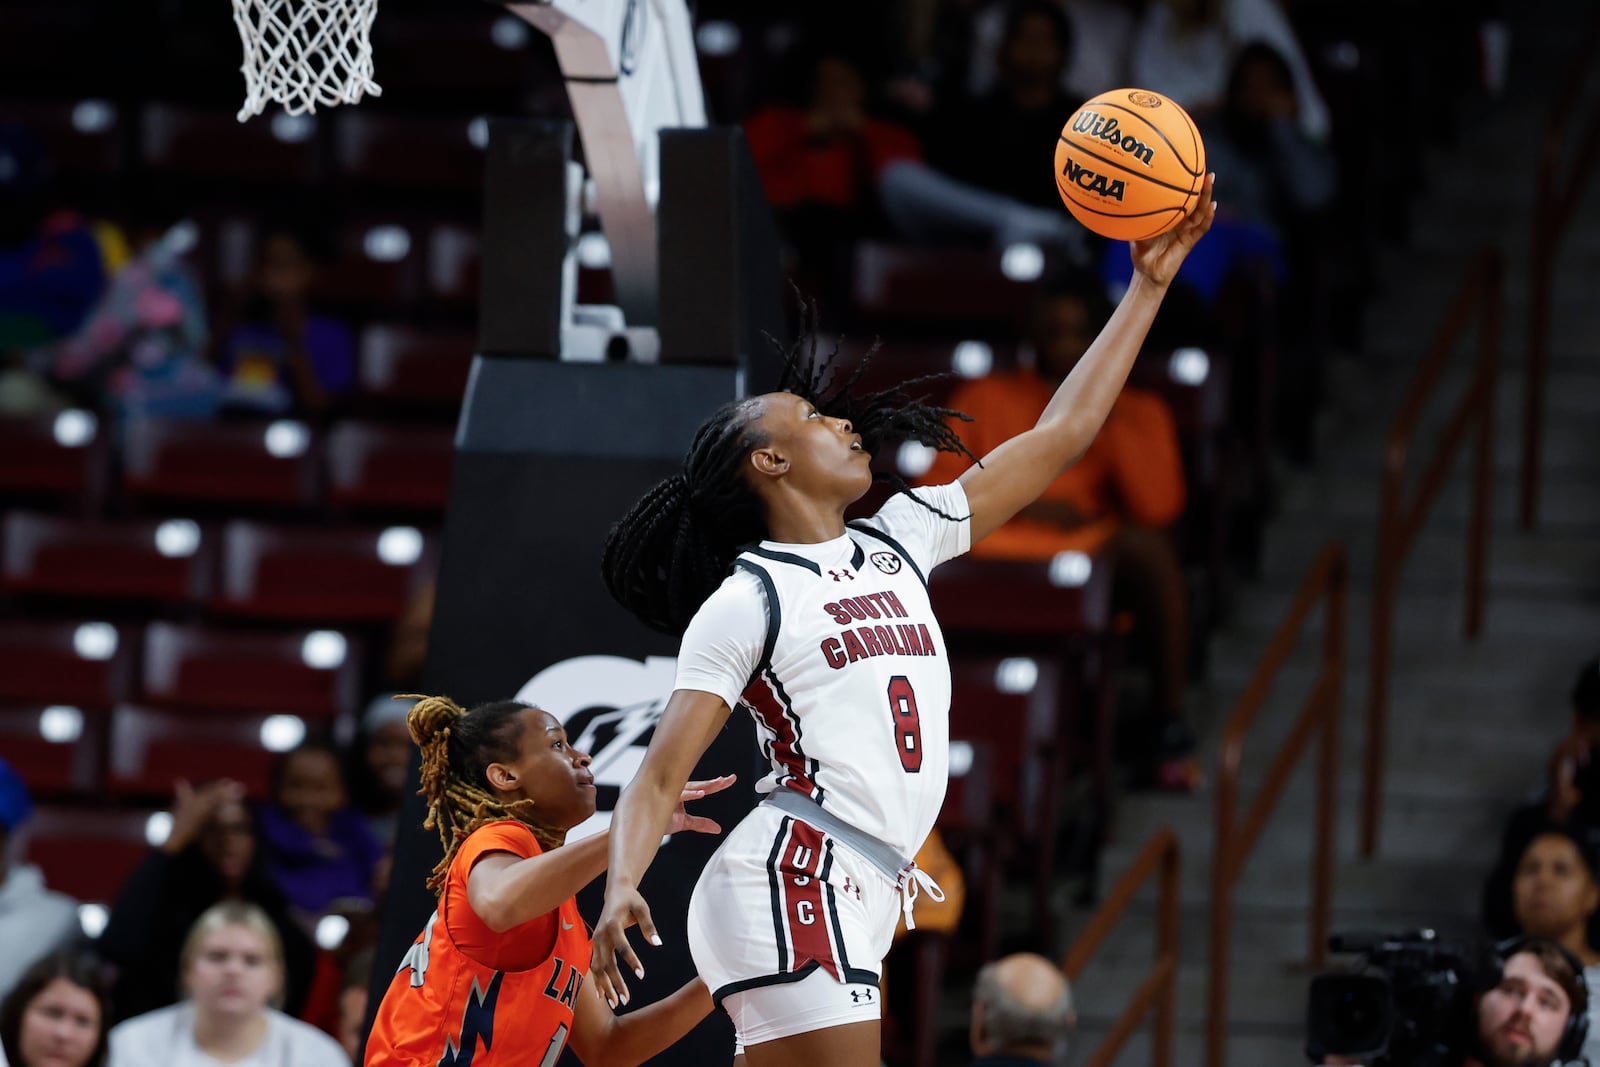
[
  {"left": 0, "top": 619, "right": 137, "bottom": 709},
  {"left": 107, "top": 703, "right": 290, "bottom": 800},
  {"left": 138, "top": 620, "right": 362, "bottom": 720},
  {"left": 1, "top": 512, "right": 216, "bottom": 606},
  {"left": 0, "top": 704, "right": 105, "bottom": 797},
  {"left": 0, "top": 412, "right": 109, "bottom": 513},
  {"left": 123, "top": 418, "right": 323, "bottom": 512},
  {"left": 211, "top": 519, "right": 434, "bottom": 622},
  {"left": 325, "top": 420, "right": 455, "bottom": 515}
]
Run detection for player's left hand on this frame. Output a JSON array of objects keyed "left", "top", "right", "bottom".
[
  {"left": 1129, "top": 172, "right": 1216, "bottom": 289},
  {"left": 668, "top": 774, "right": 736, "bottom": 835}
]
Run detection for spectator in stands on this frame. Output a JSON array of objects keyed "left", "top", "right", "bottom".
[
  {"left": 1200, "top": 43, "right": 1337, "bottom": 245},
  {"left": 259, "top": 741, "right": 383, "bottom": 922},
  {"left": 1484, "top": 657, "right": 1600, "bottom": 939},
  {"left": 744, "top": 46, "right": 924, "bottom": 312},
  {"left": 877, "top": 1, "right": 1090, "bottom": 258},
  {"left": 348, "top": 698, "right": 416, "bottom": 852},
  {"left": 0, "top": 953, "right": 110, "bottom": 1067},
  {"left": 99, "top": 778, "right": 315, "bottom": 1023},
  {"left": 956, "top": 0, "right": 1137, "bottom": 109},
  {"left": 1127, "top": 0, "right": 1330, "bottom": 142},
  {"left": 333, "top": 947, "right": 373, "bottom": 1064},
  {"left": 968, "top": 952, "right": 1075, "bottom": 1065},
  {"left": 0, "top": 760, "right": 80, "bottom": 1002},
  {"left": 1547, "top": 656, "right": 1600, "bottom": 830},
  {"left": 1323, "top": 938, "right": 1586, "bottom": 1067},
  {"left": 46, "top": 211, "right": 217, "bottom": 425},
  {"left": 0, "top": 125, "right": 118, "bottom": 417},
  {"left": 108, "top": 902, "right": 347, "bottom": 1067},
  {"left": 924, "top": 271, "right": 1197, "bottom": 788},
  {"left": 213, "top": 224, "right": 355, "bottom": 421},
  {"left": 926, "top": 0, "right": 1083, "bottom": 213}
]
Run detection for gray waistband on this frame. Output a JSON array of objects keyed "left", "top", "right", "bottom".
[{"left": 762, "top": 789, "right": 912, "bottom": 884}]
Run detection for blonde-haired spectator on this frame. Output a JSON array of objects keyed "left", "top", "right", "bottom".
[{"left": 108, "top": 902, "right": 347, "bottom": 1067}]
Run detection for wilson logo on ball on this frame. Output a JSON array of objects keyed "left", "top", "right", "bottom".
[
  {"left": 1060, "top": 158, "right": 1126, "bottom": 201},
  {"left": 1069, "top": 111, "right": 1155, "bottom": 165}
]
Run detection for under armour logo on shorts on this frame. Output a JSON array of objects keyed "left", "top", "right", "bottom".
[{"left": 850, "top": 988, "right": 875, "bottom": 1004}]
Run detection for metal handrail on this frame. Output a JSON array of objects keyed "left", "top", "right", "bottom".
[
  {"left": 1522, "top": 12, "right": 1600, "bottom": 529},
  {"left": 1062, "top": 828, "right": 1181, "bottom": 1067},
  {"left": 1362, "top": 249, "right": 1502, "bottom": 858},
  {"left": 1206, "top": 543, "right": 1345, "bottom": 1067}
]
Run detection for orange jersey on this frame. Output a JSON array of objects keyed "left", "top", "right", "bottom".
[{"left": 366, "top": 821, "right": 591, "bottom": 1067}]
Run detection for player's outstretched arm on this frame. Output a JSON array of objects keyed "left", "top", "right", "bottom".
[
  {"left": 466, "top": 772, "right": 733, "bottom": 934},
  {"left": 956, "top": 175, "right": 1216, "bottom": 544},
  {"left": 567, "top": 973, "right": 716, "bottom": 1067},
  {"left": 591, "top": 689, "right": 732, "bottom": 1007}
]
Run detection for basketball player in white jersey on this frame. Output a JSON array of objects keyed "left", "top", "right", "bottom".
[{"left": 595, "top": 176, "right": 1215, "bottom": 1067}]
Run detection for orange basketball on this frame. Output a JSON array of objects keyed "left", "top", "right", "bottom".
[{"left": 1054, "top": 87, "right": 1206, "bottom": 242}]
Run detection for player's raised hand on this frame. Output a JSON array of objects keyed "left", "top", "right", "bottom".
[
  {"left": 1129, "top": 172, "right": 1216, "bottom": 289},
  {"left": 668, "top": 773, "right": 736, "bottom": 836},
  {"left": 591, "top": 885, "right": 659, "bottom": 1009}
]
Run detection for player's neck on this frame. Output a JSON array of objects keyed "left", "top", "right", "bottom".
[{"left": 762, "top": 496, "right": 848, "bottom": 546}]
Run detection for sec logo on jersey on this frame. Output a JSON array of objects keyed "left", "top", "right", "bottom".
[{"left": 869, "top": 551, "right": 902, "bottom": 575}]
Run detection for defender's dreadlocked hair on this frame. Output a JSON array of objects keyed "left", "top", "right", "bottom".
[
  {"left": 602, "top": 302, "right": 976, "bottom": 636},
  {"left": 406, "top": 694, "right": 567, "bottom": 894}
]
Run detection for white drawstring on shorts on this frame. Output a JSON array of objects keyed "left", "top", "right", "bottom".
[{"left": 897, "top": 863, "right": 945, "bottom": 931}]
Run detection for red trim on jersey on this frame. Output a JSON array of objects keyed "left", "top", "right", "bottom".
[
  {"left": 777, "top": 821, "right": 839, "bottom": 980},
  {"left": 742, "top": 672, "right": 819, "bottom": 800}
]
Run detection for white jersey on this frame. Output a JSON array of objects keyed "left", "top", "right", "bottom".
[{"left": 675, "top": 482, "right": 970, "bottom": 857}]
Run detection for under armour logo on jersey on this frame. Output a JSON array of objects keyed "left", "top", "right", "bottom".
[
  {"left": 869, "top": 552, "right": 902, "bottom": 575},
  {"left": 841, "top": 876, "right": 861, "bottom": 901},
  {"left": 828, "top": 569, "right": 855, "bottom": 582},
  {"left": 850, "top": 988, "right": 875, "bottom": 1004}
]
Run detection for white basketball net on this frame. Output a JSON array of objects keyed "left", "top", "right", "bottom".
[{"left": 232, "top": 0, "right": 382, "bottom": 122}]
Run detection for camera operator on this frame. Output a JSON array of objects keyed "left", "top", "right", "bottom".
[{"left": 1319, "top": 938, "right": 1587, "bottom": 1067}]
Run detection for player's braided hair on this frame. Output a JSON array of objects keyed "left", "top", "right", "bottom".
[
  {"left": 406, "top": 694, "right": 566, "bottom": 894},
  {"left": 602, "top": 305, "right": 976, "bottom": 636}
]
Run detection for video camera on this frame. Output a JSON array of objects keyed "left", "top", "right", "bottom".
[{"left": 1306, "top": 929, "right": 1501, "bottom": 1067}]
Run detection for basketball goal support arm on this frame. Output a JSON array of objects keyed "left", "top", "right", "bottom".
[{"left": 503, "top": 0, "right": 706, "bottom": 328}]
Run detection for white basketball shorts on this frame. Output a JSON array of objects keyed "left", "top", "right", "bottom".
[{"left": 686, "top": 800, "right": 902, "bottom": 1047}]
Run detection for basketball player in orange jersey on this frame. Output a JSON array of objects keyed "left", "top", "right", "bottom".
[
  {"left": 593, "top": 178, "right": 1215, "bottom": 1066},
  {"left": 364, "top": 695, "right": 735, "bottom": 1067}
]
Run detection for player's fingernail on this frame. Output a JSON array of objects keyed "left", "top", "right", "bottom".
[
  {"left": 635, "top": 966, "right": 645, "bottom": 979},
  {"left": 649, "top": 934, "right": 662, "bottom": 946},
  {"left": 621, "top": 993, "right": 630, "bottom": 1006}
]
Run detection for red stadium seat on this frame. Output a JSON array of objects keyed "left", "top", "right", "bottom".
[
  {"left": 213, "top": 520, "right": 433, "bottom": 622},
  {"left": 852, "top": 243, "right": 1037, "bottom": 332},
  {"left": 332, "top": 111, "right": 486, "bottom": 192},
  {"left": 22, "top": 807, "right": 155, "bottom": 904},
  {"left": 929, "top": 553, "right": 1114, "bottom": 637},
  {"left": 3, "top": 99, "right": 128, "bottom": 178},
  {"left": 0, "top": 705, "right": 105, "bottom": 796},
  {"left": 947, "top": 654, "right": 1064, "bottom": 837},
  {"left": 139, "top": 103, "right": 323, "bottom": 182},
  {"left": 124, "top": 418, "right": 322, "bottom": 511},
  {"left": 139, "top": 621, "right": 362, "bottom": 720},
  {"left": 107, "top": 704, "right": 289, "bottom": 799},
  {"left": 316, "top": 220, "right": 425, "bottom": 310},
  {"left": 0, "top": 511, "right": 215, "bottom": 605},
  {"left": 0, "top": 412, "right": 108, "bottom": 510},
  {"left": 426, "top": 223, "right": 479, "bottom": 308},
  {"left": 358, "top": 323, "right": 475, "bottom": 412},
  {"left": 948, "top": 652, "right": 1068, "bottom": 942},
  {"left": 0, "top": 619, "right": 137, "bottom": 709},
  {"left": 326, "top": 420, "right": 455, "bottom": 514}
]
